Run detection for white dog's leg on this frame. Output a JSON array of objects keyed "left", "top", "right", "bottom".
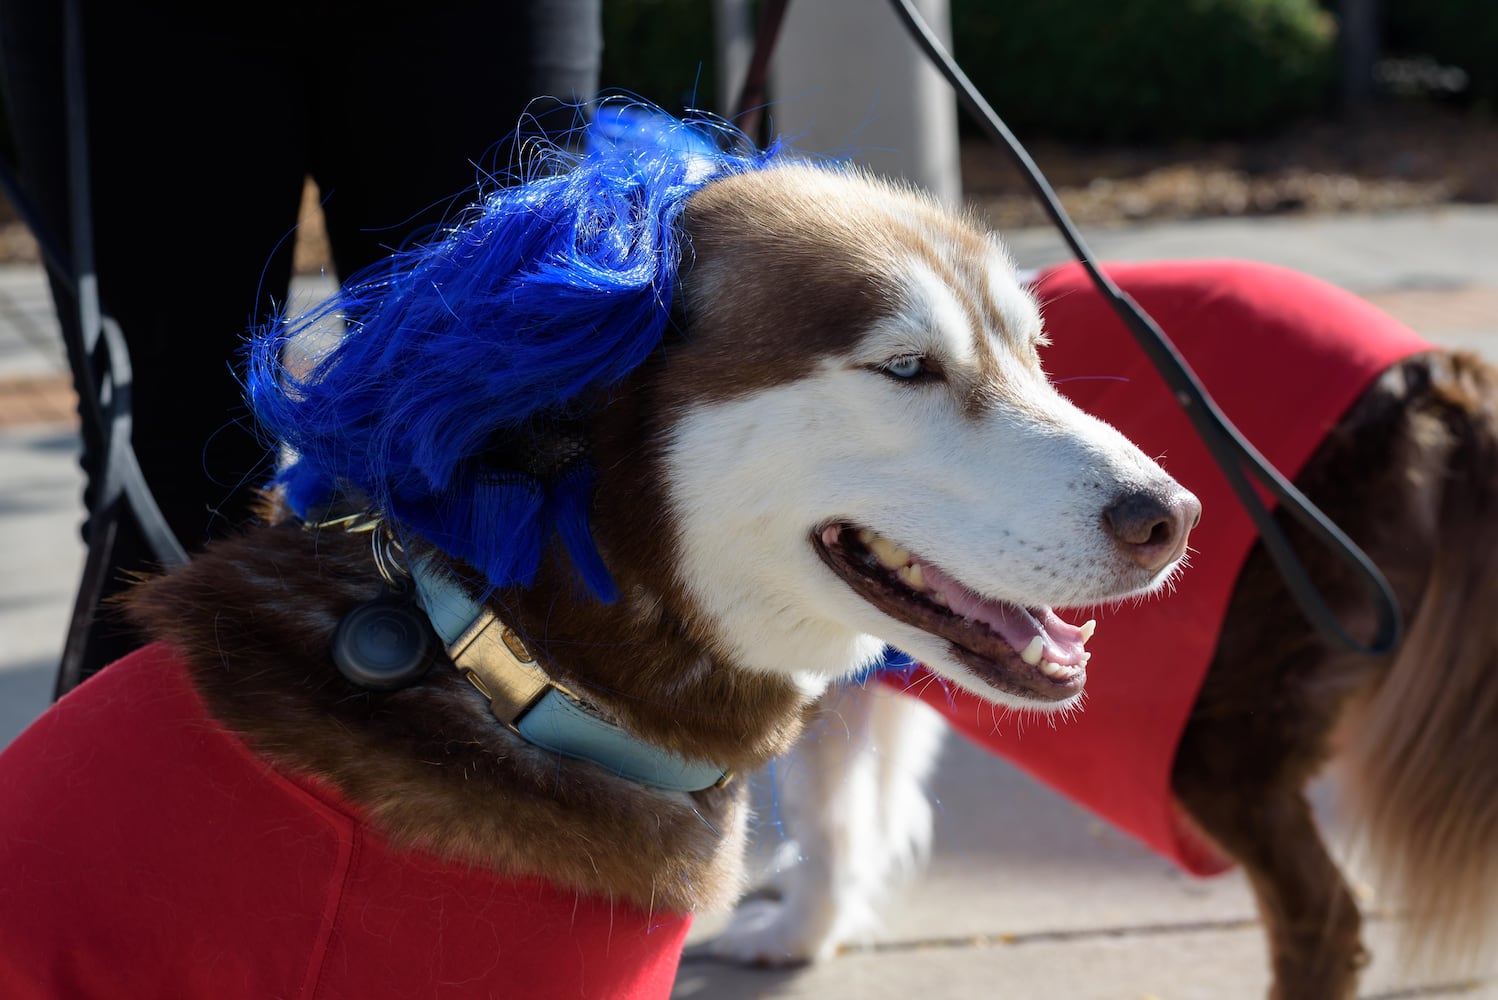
[{"left": 712, "top": 680, "right": 947, "bottom": 965}]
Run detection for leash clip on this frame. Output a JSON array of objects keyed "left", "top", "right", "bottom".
[{"left": 307, "top": 510, "right": 410, "bottom": 590}]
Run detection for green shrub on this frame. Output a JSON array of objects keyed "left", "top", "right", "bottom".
[
  {"left": 599, "top": 0, "right": 722, "bottom": 115},
  {"left": 596, "top": 0, "right": 1337, "bottom": 142},
  {"left": 950, "top": 0, "right": 1336, "bottom": 142},
  {"left": 1383, "top": 0, "right": 1498, "bottom": 108}
]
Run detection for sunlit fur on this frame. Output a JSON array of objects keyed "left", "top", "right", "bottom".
[
  {"left": 713, "top": 683, "right": 948, "bottom": 964},
  {"left": 668, "top": 165, "right": 1189, "bottom": 710}
]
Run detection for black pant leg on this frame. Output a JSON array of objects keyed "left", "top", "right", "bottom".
[
  {"left": 310, "top": 0, "right": 603, "bottom": 279},
  {"left": 0, "top": 0, "right": 314, "bottom": 681}
]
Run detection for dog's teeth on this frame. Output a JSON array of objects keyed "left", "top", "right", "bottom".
[
  {"left": 1040, "top": 659, "right": 1071, "bottom": 678},
  {"left": 930, "top": 591, "right": 949, "bottom": 607},
  {"left": 897, "top": 562, "right": 926, "bottom": 590},
  {"left": 1020, "top": 636, "right": 1045, "bottom": 666},
  {"left": 868, "top": 535, "right": 911, "bottom": 569},
  {"left": 1079, "top": 619, "right": 1097, "bottom": 644},
  {"left": 1081, "top": 651, "right": 1092, "bottom": 665},
  {"left": 857, "top": 528, "right": 875, "bottom": 545}
]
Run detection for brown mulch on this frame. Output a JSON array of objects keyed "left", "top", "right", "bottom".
[
  {"left": 0, "top": 102, "right": 1492, "bottom": 273},
  {"left": 962, "top": 102, "right": 1498, "bottom": 231}
]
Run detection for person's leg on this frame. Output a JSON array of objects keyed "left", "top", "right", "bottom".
[
  {"left": 0, "top": 1, "right": 312, "bottom": 679},
  {"left": 83, "top": 5, "right": 310, "bottom": 537},
  {"left": 310, "top": 0, "right": 602, "bottom": 279}
]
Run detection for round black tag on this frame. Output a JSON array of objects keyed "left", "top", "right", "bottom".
[{"left": 332, "top": 598, "right": 435, "bottom": 690}]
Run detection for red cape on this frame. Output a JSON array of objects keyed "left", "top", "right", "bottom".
[
  {"left": 0, "top": 642, "right": 689, "bottom": 999},
  {"left": 887, "top": 259, "right": 1430, "bottom": 874}
]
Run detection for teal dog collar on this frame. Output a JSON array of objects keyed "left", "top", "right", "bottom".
[{"left": 413, "top": 562, "right": 732, "bottom": 794}]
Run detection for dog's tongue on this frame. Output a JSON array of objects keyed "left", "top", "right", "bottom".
[{"left": 922, "top": 564, "right": 1092, "bottom": 666}]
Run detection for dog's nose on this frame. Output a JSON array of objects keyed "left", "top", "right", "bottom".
[{"left": 1103, "top": 487, "right": 1201, "bottom": 574}]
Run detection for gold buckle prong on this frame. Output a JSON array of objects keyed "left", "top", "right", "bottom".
[{"left": 450, "top": 610, "right": 577, "bottom": 730}]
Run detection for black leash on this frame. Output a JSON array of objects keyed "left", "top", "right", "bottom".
[
  {"left": 1, "top": 0, "right": 190, "bottom": 699},
  {"left": 736, "top": 0, "right": 1401, "bottom": 656},
  {"left": 60, "top": 0, "right": 184, "bottom": 577}
]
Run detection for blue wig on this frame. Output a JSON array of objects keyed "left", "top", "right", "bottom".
[{"left": 245, "top": 107, "right": 782, "bottom": 602}]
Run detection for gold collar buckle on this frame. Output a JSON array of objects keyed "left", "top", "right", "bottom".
[{"left": 448, "top": 608, "right": 571, "bottom": 731}]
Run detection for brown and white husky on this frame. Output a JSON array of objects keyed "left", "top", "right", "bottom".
[{"left": 0, "top": 141, "right": 1197, "bottom": 997}]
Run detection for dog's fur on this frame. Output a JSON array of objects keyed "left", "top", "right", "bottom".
[
  {"left": 715, "top": 346, "right": 1498, "bottom": 998},
  {"left": 111, "top": 158, "right": 1197, "bottom": 941}
]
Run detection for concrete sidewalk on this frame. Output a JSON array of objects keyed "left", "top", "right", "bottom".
[{"left": 2, "top": 208, "right": 1496, "bottom": 998}]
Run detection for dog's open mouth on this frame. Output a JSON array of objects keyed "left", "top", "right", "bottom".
[{"left": 814, "top": 523, "right": 1094, "bottom": 702}]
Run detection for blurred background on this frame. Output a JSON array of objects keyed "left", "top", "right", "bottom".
[
  {"left": 594, "top": 0, "right": 1497, "bottom": 228},
  {"left": 1, "top": 0, "right": 1491, "bottom": 271}
]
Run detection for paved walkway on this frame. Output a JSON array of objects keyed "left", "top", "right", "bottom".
[{"left": 2, "top": 208, "right": 1496, "bottom": 998}]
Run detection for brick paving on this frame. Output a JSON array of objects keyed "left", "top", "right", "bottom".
[
  {"left": 0, "top": 373, "right": 76, "bottom": 428},
  {"left": 1361, "top": 284, "right": 1498, "bottom": 335}
]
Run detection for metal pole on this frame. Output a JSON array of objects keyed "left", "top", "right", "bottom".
[
  {"left": 765, "top": 0, "right": 962, "bottom": 207},
  {"left": 1338, "top": 0, "right": 1381, "bottom": 109},
  {"left": 711, "top": 0, "right": 755, "bottom": 118}
]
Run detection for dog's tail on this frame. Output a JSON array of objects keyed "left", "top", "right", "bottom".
[{"left": 1343, "top": 350, "right": 1498, "bottom": 971}]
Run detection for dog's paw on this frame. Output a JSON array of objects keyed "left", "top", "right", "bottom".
[{"left": 708, "top": 895, "right": 842, "bottom": 967}]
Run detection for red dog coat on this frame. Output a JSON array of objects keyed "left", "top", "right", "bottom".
[
  {"left": 888, "top": 259, "right": 1430, "bottom": 874},
  {"left": 0, "top": 642, "right": 689, "bottom": 999}
]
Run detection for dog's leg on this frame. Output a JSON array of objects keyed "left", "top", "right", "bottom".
[
  {"left": 1174, "top": 718, "right": 1366, "bottom": 1000},
  {"left": 1171, "top": 490, "right": 1384, "bottom": 1000},
  {"left": 712, "top": 681, "right": 946, "bottom": 965}
]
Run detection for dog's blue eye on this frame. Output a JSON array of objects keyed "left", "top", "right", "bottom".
[{"left": 884, "top": 355, "right": 925, "bottom": 380}]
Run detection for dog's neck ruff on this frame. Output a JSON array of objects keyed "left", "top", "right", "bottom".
[{"left": 411, "top": 560, "right": 732, "bottom": 794}]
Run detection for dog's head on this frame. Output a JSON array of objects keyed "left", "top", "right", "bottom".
[
  {"left": 631, "top": 163, "right": 1199, "bottom": 710},
  {"left": 249, "top": 111, "right": 1197, "bottom": 715}
]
